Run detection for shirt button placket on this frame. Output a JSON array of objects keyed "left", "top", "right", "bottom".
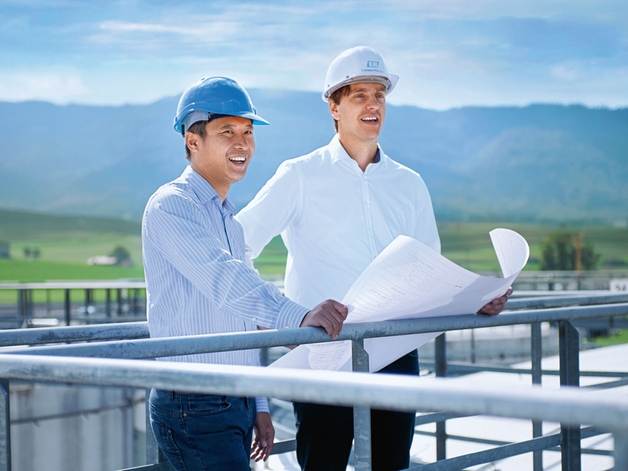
[{"left": 361, "top": 176, "right": 377, "bottom": 259}]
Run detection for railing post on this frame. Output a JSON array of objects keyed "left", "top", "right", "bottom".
[
  {"left": 614, "top": 431, "right": 628, "bottom": 471},
  {"left": 0, "top": 379, "right": 11, "bottom": 471},
  {"left": 117, "top": 289, "right": 123, "bottom": 316},
  {"left": 106, "top": 289, "right": 112, "bottom": 317},
  {"left": 352, "top": 339, "right": 372, "bottom": 471},
  {"left": 86, "top": 288, "right": 93, "bottom": 316},
  {"left": 435, "top": 333, "right": 447, "bottom": 461},
  {"left": 559, "top": 320, "right": 581, "bottom": 471},
  {"left": 531, "top": 322, "right": 543, "bottom": 471},
  {"left": 64, "top": 289, "right": 71, "bottom": 326}
]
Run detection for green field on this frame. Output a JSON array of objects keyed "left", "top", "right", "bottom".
[{"left": 1, "top": 209, "right": 627, "bottom": 283}]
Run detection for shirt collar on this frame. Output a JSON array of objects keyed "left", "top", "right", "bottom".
[
  {"left": 329, "top": 134, "right": 382, "bottom": 166},
  {"left": 182, "top": 166, "right": 237, "bottom": 214}
]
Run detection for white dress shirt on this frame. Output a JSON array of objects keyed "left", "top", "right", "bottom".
[{"left": 236, "top": 135, "right": 440, "bottom": 310}]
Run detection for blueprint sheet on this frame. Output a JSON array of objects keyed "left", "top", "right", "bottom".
[{"left": 270, "top": 228, "right": 529, "bottom": 372}]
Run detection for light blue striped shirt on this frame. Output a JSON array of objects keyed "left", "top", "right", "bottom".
[{"left": 142, "top": 166, "right": 309, "bottom": 411}]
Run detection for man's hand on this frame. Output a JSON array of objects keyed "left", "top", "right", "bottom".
[
  {"left": 477, "top": 287, "right": 513, "bottom": 316},
  {"left": 251, "top": 411, "right": 275, "bottom": 462},
  {"left": 300, "top": 299, "right": 348, "bottom": 339}
]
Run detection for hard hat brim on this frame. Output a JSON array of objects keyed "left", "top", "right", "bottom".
[
  {"left": 322, "top": 74, "right": 399, "bottom": 102},
  {"left": 174, "top": 110, "right": 270, "bottom": 134}
]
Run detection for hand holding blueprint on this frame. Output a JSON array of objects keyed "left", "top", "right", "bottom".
[{"left": 270, "top": 228, "right": 529, "bottom": 372}]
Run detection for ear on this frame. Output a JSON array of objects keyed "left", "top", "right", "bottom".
[
  {"left": 185, "top": 132, "right": 201, "bottom": 155},
  {"left": 329, "top": 100, "right": 340, "bottom": 122}
]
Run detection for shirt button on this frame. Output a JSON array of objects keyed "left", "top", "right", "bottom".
[
  {"left": 252, "top": 317, "right": 257, "bottom": 321},
  {"left": 183, "top": 413, "right": 187, "bottom": 418}
]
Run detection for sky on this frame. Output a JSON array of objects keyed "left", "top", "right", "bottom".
[{"left": 0, "top": 0, "right": 627, "bottom": 110}]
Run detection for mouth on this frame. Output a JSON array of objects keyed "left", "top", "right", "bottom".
[
  {"left": 361, "top": 116, "right": 379, "bottom": 124},
  {"left": 229, "top": 156, "right": 247, "bottom": 164}
]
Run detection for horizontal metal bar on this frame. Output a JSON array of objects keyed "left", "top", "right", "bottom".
[
  {"left": 407, "top": 433, "right": 563, "bottom": 470},
  {"left": 119, "top": 463, "right": 171, "bottom": 471},
  {"left": 507, "top": 293, "right": 628, "bottom": 310},
  {"left": 408, "top": 425, "right": 607, "bottom": 470},
  {"left": 269, "top": 439, "right": 296, "bottom": 455},
  {"left": 417, "top": 424, "right": 605, "bottom": 447},
  {"left": 3, "top": 303, "right": 628, "bottom": 359},
  {"left": 421, "top": 362, "right": 628, "bottom": 379},
  {"left": 0, "top": 322, "right": 148, "bottom": 347},
  {"left": 414, "top": 412, "right": 465, "bottom": 426},
  {"left": 0, "top": 281, "right": 146, "bottom": 290},
  {"left": 0, "top": 355, "right": 627, "bottom": 434}
]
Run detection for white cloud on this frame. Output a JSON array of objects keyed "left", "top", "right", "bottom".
[
  {"left": 0, "top": 71, "right": 87, "bottom": 104},
  {"left": 0, "top": 0, "right": 626, "bottom": 108}
]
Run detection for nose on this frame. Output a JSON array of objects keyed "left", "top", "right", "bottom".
[
  {"left": 365, "top": 94, "right": 380, "bottom": 111},
  {"left": 234, "top": 132, "right": 252, "bottom": 150}
]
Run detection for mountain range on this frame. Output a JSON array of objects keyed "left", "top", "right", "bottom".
[{"left": 1, "top": 91, "right": 626, "bottom": 225}]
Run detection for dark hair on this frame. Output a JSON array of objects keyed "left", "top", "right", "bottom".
[
  {"left": 329, "top": 86, "right": 352, "bottom": 132},
  {"left": 184, "top": 120, "right": 208, "bottom": 160}
]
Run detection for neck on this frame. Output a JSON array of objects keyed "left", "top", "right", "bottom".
[
  {"left": 191, "top": 163, "right": 229, "bottom": 201},
  {"left": 337, "top": 133, "right": 379, "bottom": 172}
]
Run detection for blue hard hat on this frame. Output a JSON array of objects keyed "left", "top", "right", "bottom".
[{"left": 173, "top": 76, "right": 269, "bottom": 134}]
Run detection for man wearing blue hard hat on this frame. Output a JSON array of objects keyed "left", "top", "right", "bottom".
[
  {"left": 237, "top": 47, "right": 512, "bottom": 471},
  {"left": 142, "top": 76, "right": 348, "bottom": 471}
]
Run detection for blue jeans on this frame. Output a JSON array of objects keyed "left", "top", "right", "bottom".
[{"left": 149, "top": 389, "right": 256, "bottom": 471}]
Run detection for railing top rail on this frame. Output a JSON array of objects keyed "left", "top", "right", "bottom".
[
  {"left": 0, "top": 280, "right": 145, "bottom": 290},
  {"left": 2, "top": 302, "right": 627, "bottom": 358},
  {"left": 0, "top": 354, "right": 627, "bottom": 434},
  {"left": 507, "top": 292, "right": 628, "bottom": 309},
  {"left": 0, "top": 322, "right": 149, "bottom": 347}
]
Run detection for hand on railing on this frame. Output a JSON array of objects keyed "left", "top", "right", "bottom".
[
  {"left": 300, "top": 299, "right": 348, "bottom": 339},
  {"left": 477, "top": 287, "right": 513, "bottom": 316}
]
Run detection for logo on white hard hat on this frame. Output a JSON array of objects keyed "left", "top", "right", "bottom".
[{"left": 322, "top": 46, "right": 399, "bottom": 102}]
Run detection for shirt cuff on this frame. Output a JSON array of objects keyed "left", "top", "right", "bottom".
[
  {"left": 275, "top": 297, "right": 309, "bottom": 330},
  {"left": 256, "top": 396, "right": 269, "bottom": 414}
]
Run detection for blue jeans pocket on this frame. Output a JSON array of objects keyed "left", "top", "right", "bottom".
[
  {"left": 149, "top": 414, "right": 188, "bottom": 470},
  {"left": 186, "top": 394, "right": 230, "bottom": 415}
]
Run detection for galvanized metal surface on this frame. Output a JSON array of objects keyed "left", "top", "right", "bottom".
[
  {"left": 507, "top": 293, "right": 628, "bottom": 310},
  {"left": 531, "top": 322, "right": 543, "bottom": 471},
  {"left": 0, "top": 355, "right": 627, "bottom": 435},
  {"left": 4, "top": 302, "right": 627, "bottom": 359},
  {"left": 2, "top": 294, "right": 628, "bottom": 470},
  {"left": 0, "top": 322, "right": 148, "bottom": 347},
  {"left": 0, "top": 380, "right": 9, "bottom": 471},
  {"left": 559, "top": 321, "right": 582, "bottom": 471},
  {"left": 0, "top": 281, "right": 146, "bottom": 290},
  {"left": 352, "top": 339, "right": 372, "bottom": 471}
]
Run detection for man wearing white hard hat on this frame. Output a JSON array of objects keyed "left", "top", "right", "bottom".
[
  {"left": 142, "top": 76, "right": 348, "bottom": 471},
  {"left": 236, "top": 47, "right": 511, "bottom": 470}
]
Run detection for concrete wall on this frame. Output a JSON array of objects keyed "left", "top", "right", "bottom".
[{"left": 9, "top": 382, "right": 143, "bottom": 471}]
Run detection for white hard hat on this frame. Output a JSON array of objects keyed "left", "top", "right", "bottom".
[{"left": 322, "top": 46, "right": 399, "bottom": 102}]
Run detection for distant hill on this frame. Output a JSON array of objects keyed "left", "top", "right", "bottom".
[
  {"left": 0, "top": 208, "right": 139, "bottom": 241},
  {"left": 1, "top": 92, "right": 627, "bottom": 225}
]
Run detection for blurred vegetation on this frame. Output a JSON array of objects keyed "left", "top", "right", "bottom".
[
  {"left": 0, "top": 209, "right": 627, "bottom": 282},
  {"left": 540, "top": 231, "right": 601, "bottom": 271}
]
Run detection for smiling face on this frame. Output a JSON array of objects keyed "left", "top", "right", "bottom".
[
  {"left": 185, "top": 116, "right": 255, "bottom": 199},
  {"left": 329, "top": 82, "right": 387, "bottom": 145}
]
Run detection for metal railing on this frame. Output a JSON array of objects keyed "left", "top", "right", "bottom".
[
  {"left": 0, "top": 293, "right": 627, "bottom": 470},
  {"left": 0, "top": 281, "right": 146, "bottom": 328}
]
